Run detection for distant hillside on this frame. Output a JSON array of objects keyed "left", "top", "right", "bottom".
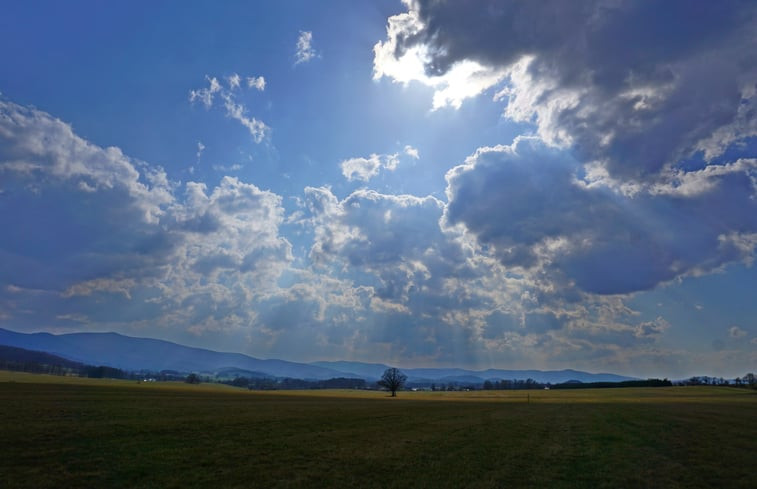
[
  {"left": 214, "top": 367, "right": 273, "bottom": 379},
  {"left": 0, "top": 328, "right": 636, "bottom": 383},
  {"left": 309, "top": 361, "right": 390, "bottom": 380},
  {"left": 0, "top": 344, "right": 84, "bottom": 370},
  {"left": 311, "top": 361, "right": 636, "bottom": 384},
  {"left": 0, "top": 328, "right": 349, "bottom": 380}
]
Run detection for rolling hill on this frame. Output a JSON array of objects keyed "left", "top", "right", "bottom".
[
  {"left": 0, "top": 328, "right": 351, "bottom": 380},
  {"left": 0, "top": 328, "right": 635, "bottom": 383}
]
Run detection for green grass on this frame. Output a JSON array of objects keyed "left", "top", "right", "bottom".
[{"left": 1, "top": 373, "right": 755, "bottom": 488}]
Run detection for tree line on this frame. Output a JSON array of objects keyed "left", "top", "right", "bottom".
[
  {"left": 677, "top": 374, "right": 756, "bottom": 388},
  {"left": 479, "top": 378, "right": 674, "bottom": 390},
  {"left": 222, "top": 376, "right": 367, "bottom": 390}
]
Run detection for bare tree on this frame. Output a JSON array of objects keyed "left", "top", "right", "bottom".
[{"left": 378, "top": 368, "right": 407, "bottom": 397}]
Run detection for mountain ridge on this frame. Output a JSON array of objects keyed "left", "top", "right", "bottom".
[{"left": 0, "top": 328, "right": 636, "bottom": 383}]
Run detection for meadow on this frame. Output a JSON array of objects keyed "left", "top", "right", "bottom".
[{"left": 1, "top": 371, "right": 755, "bottom": 488}]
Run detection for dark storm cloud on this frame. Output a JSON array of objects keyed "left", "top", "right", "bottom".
[
  {"left": 381, "top": 0, "right": 757, "bottom": 180},
  {"left": 444, "top": 138, "right": 757, "bottom": 295}
]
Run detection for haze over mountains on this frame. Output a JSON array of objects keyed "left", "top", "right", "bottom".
[{"left": 0, "top": 328, "right": 634, "bottom": 384}]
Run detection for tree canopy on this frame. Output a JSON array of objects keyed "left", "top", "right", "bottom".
[{"left": 378, "top": 368, "right": 407, "bottom": 397}]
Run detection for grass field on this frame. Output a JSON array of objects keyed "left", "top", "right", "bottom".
[{"left": 1, "top": 372, "right": 755, "bottom": 488}]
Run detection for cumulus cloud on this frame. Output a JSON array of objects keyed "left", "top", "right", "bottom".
[
  {"left": 728, "top": 326, "right": 748, "bottom": 338},
  {"left": 373, "top": 5, "right": 507, "bottom": 110},
  {"left": 0, "top": 99, "right": 717, "bottom": 373},
  {"left": 404, "top": 145, "right": 419, "bottom": 159},
  {"left": 444, "top": 137, "right": 757, "bottom": 296},
  {"left": 0, "top": 99, "right": 291, "bottom": 338},
  {"left": 634, "top": 317, "right": 671, "bottom": 339},
  {"left": 339, "top": 147, "right": 424, "bottom": 182},
  {"left": 247, "top": 76, "right": 266, "bottom": 91},
  {"left": 227, "top": 73, "right": 241, "bottom": 90},
  {"left": 376, "top": 0, "right": 757, "bottom": 179},
  {"left": 294, "top": 186, "right": 667, "bottom": 370},
  {"left": 296, "top": 186, "right": 524, "bottom": 363},
  {"left": 189, "top": 74, "right": 270, "bottom": 143},
  {"left": 340, "top": 153, "right": 400, "bottom": 182},
  {"left": 371, "top": 0, "right": 757, "bottom": 315},
  {"left": 0, "top": 99, "right": 172, "bottom": 224},
  {"left": 295, "top": 31, "right": 317, "bottom": 65}
]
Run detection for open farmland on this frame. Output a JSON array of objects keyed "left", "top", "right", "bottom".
[{"left": 1, "top": 373, "right": 755, "bottom": 488}]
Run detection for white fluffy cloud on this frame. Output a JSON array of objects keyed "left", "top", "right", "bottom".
[
  {"left": 0, "top": 100, "right": 291, "bottom": 339},
  {"left": 227, "top": 73, "right": 241, "bottom": 90},
  {"left": 340, "top": 147, "right": 423, "bottom": 182},
  {"left": 340, "top": 152, "right": 400, "bottom": 182},
  {"left": 295, "top": 31, "right": 317, "bottom": 65},
  {"left": 0, "top": 99, "right": 173, "bottom": 224},
  {"left": 247, "top": 76, "right": 266, "bottom": 91},
  {"left": 404, "top": 145, "right": 419, "bottom": 159}
]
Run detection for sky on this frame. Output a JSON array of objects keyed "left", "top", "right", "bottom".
[{"left": 1, "top": 0, "right": 755, "bottom": 379}]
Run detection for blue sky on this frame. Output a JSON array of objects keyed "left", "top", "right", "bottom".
[{"left": 1, "top": 0, "right": 755, "bottom": 378}]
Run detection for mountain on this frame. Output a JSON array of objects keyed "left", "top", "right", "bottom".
[
  {"left": 214, "top": 367, "right": 274, "bottom": 379},
  {"left": 309, "top": 361, "right": 390, "bottom": 380},
  {"left": 0, "top": 328, "right": 347, "bottom": 380},
  {"left": 0, "top": 344, "right": 84, "bottom": 370},
  {"left": 0, "top": 328, "right": 636, "bottom": 383},
  {"left": 310, "top": 361, "right": 635, "bottom": 384}
]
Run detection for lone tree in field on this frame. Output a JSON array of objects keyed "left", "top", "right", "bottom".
[{"left": 378, "top": 368, "right": 407, "bottom": 397}]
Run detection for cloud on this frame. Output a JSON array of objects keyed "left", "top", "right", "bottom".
[
  {"left": 374, "top": 0, "right": 757, "bottom": 329},
  {"left": 404, "top": 145, "right": 419, "bottom": 159},
  {"left": 339, "top": 147, "right": 423, "bottom": 182},
  {"left": 295, "top": 31, "right": 317, "bottom": 65},
  {"left": 189, "top": 75, "right": 270, "bottom": 143},
  {"left": 196, "top": 141, "right": 205, "bottom": 163},
  {"left": 444, "top": 136, "right": 757, "bottom": 296},
  {"left": 634, "top": 317, "right": 671, "bottom": 339},
  {"left": 227, "top": 73, "right": 241, "bottom": 90},
  {"left": 211, "top": 163, "right": 243, "bottom": 173},
  {"left": 294, "top": 183, "right": 706, "bottom": 371},
  {"left": 188, "top": 76, "right": 221, "bottom": 108},
  {"left": 247, "top": 76, "right": 266, "bottom": 91},
  {"left": 0, "top": 99, "right": 292, "bottom": 338},
  {"left": 0, "top": 97, "right": 748, "bottom": 376},
  {"left": 340, "top": 153, "right": 400, "bottom": 182},
  {"left": 373, "top": 5, "right": 507, "bottom": 110},
  {"left": 376, "top": 0, "right": 757, "bottom": 180},
  {"left": 220, "top": 95, "right": 269, "bottom": 143},
  {"left": 728, "top": 326, "right": 748, "bottom": 338},
  {"left": 296, "top": 186, "right": 518, "bottom": 363},
  {"left": 0, "top": 99, "right": 173, "bottom": 224}
]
